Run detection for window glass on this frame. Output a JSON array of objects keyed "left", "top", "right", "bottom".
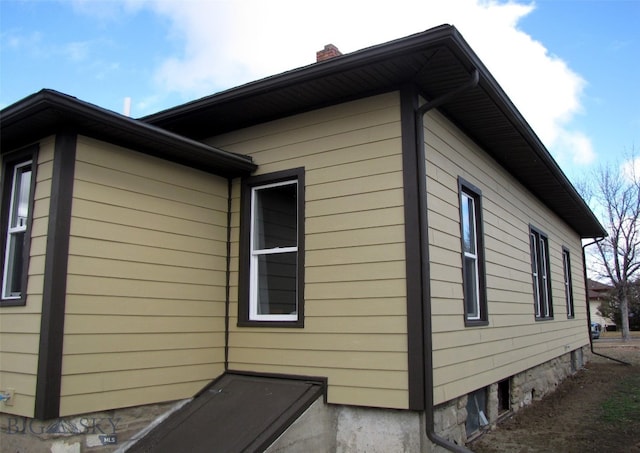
[
  {"left": 248, "top": 179, "right": 299, "bottom": 322},
  {"left": 459, "top": 181, "right": 487, "bottom": 325},
  {"left": 530, "top": 228, "right": 553, "bottom": 319},
  {"left": 563, "top": 249, "right": 574, "bottom": 318},
  {"left": 3, "top": 161, "right": 33, "bottom": 300},
  {"left": 253, "top": 183, "right": 297, "bottom": 250},
  {"left": 461, "top": 194, "right": 475, "bottom": 255},
  {"left": 463, "top": 255, "right": 479, "bottom": 318},
  {"left": 12, "top": 167, "right": 32, "bottom": 228},
  {"left": 256, "top": 253, "right": 297, "bottom": 315}
]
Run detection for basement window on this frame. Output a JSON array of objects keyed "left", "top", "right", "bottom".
[
  {"left": 498, "top": 379, "right": 510, "bottom": 415},
  {"left": 466, "top": 388, "right": 489, "bottom": 437}
]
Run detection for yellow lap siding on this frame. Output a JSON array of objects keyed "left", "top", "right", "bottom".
[
  {"left": 58, "top": 137, "right": 230, "bottom": 416},
  {"left": 68, "top": 237, "right": 221, "bottom": 270},
  {"left": 328, "top": 386, "right": 409, "bottom": 409},
  {"left": 0, "top": 137, "right": 54, "bottom": 418},
  {"left": 229, "top": 331, "right": 407, "bottom": 352},
  {"left": 65, "top": 275, "right": 225, "bottom": 300},
  {"left": 63, "top": 333, "right": 225, "bottom": 354},
  {"left": 70, "top": 217, "right": 228, "bottom": 256},
  {"left": 425, "top": 110, "right": 589, "bottom": 405},
  {"left": 60, "top": 364, "right": 223, "bottom": 396},
  {"left": 306, "top": 225, "right": 405, "bottom": 250},
  {"left": 60, "top": 382, "right": 207, "bottom": 416},
  {"left": 215, "top": 92, "right": 410, "bottom": 410},
  {"left": 0, "top": 352, "right": 38, "bottom": 375}
]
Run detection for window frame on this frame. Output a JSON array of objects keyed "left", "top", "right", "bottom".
[
  {"left": 238, "top": 168, "right": 305, "bottom": 327},
  {"left": 1, "top": 146, "right": 38, "bottom": 307},
  {"left": 562, "top": 247, "right": 575, "bottom": 318},
  {"left": 458, "top": 178, "right": 488, "bottom": 326},
  {"left": 529, "top": 226, "right": 553, "bottom": 320}
]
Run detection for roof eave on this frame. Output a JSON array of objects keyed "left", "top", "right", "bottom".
[
  {"left": 142, "top": 25, "right": 457, "bottom": 126},
  {"left": 1, "top": 90, "right": 257, "bottom": 177},
  {"left": 144, "top": 25, "right": 604, "bottom": 238},
  {"left": 444, "top": 31, "right": 606, "bottom": 238}
]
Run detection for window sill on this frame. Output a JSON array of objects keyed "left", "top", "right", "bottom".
[
  {"left": 237, "top": 320, "right": 304, "bottom": 328},
  {"left": 534, "top": 316, "right": 554, "bottom": 321},
  {"left": 0, "top": 297, "right": 26, "bottom": 307},
  {"left": 464, "top": 319, "right": 489, "bottom": 327}
]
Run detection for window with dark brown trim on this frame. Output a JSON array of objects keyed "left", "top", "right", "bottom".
[
  {"left": 1, "top": 146, "right": 38, "bottom": 306},
  {"left": 238, "top": 168, "right": 305, "bottom": 327},
  {"left": 459, "top": 178, "right": 488, "bottom": 326},
  {"left": 562, "top": 247, "right": 575, "bottom": 318},
  {"left": 530, "top": 226, "right": 553, "bottom": 319}
]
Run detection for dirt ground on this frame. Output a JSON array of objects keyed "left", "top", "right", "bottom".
[{"left": 470, "top": 335, "right": 640, "bottom": 453}]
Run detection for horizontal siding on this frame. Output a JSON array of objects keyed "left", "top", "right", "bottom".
[
  {"left": 59, "top": 137, "right": 229, "bottom": 416},
  {"left": 0, "top": 137, "right": 54, "bottom": 417},
  {"left": 425, "top": 110, "right": 589, "bottom": 405},
  {"left": 61, "top": 382, "right": 202, "bottom": 417},
  {"left": 209, "top": 92, "right": 410, "bottom": 409},
  {"left": 61, "top": 364, "right": 220, "bottom": 396}
]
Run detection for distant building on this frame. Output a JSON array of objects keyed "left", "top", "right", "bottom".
[{"left": 587, "top": 278, "right": 615, "bottom": 330}]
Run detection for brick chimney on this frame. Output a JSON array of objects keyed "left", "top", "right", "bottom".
[{"left": 316, "top": 44, "right": 342, "bottom": 62}]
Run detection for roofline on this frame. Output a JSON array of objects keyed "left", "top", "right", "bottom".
[
  {"left": 1, "top": 90, "right": 257, "bottom": 176},
  {"left": 143, "top": 24, "right": 457, "bottom": 124},
  {"left": 443, "top": 29, "right": 606, "bottom": 238},
  {"left": 144, "top": 24, "right": 604, "bottom": 238}
]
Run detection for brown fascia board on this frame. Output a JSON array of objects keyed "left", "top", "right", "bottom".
[
  {"left": 142, "top": 24, "right": 457, "bottom": 126},
  {"left": 443, "top": 30, "right": 607, "bottom": 238},
  {"left": 0, "top": 90, "right": 257, "bottom": 177}
]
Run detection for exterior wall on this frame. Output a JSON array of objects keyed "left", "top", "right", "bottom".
[
  {"left": 425, "top": 109, "right": 590, "bottom": 405},
  {"left": 58, "top": 136, "right": 229, "bottom": 416},
  {"left": 0, "top": 137, "right": 54, "bottom": 417},
  {"left": 207, "top": 92, "right": 410, "bottom": 409}
]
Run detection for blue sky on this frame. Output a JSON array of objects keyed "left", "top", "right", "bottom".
[{"left": 1, "top": 0, "right": 638, "bottom": 183}]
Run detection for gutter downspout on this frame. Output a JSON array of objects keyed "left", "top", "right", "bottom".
[
  {"left": 581, "top": 238, "right": 631, "bottom": 366},
  {"left": 416, "top": 69, "right": 479, "bottom": 453}
]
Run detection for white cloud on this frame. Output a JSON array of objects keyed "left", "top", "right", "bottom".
[
  {"left": 128, "top": 0, "right": 594, "bottom": 165},
  {"left": 63, "top": 41, "right": 91, "bottom": 62},
  {"left": 556, "top": 130, "right": 596, "bottom": 165}
]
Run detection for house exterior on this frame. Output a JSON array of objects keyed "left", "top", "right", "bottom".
[{"left": 0, "top": 25, "right": 605, "bottom": 452}]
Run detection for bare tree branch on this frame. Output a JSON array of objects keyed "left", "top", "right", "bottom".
[{"left": 579, "top": 152, "right": 639, "bottom": 341}]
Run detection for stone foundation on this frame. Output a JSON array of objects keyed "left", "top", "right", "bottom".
[
  {"left": 0, "top": 399, "right": 188, "bottom": 453},
  {"left": 433, "top": 346, "right": 590, "bottom": 448}
]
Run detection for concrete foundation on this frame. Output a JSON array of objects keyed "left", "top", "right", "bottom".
[{"left": 266, "top": 400, "right": 428, "bottom": 453}]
